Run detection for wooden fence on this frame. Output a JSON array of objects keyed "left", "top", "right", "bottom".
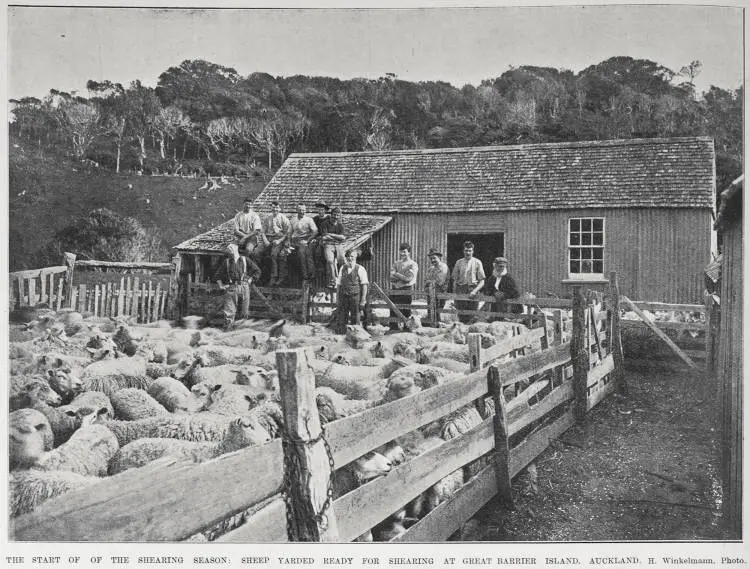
[{"left": 11, "top": 286, "right": 621, "bottom": 542}]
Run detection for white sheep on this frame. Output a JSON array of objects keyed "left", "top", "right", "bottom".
[
  {"left": 66, "top": 391, "right": 115, "bottom": 420},
  {"left": 110, "top": 388, "right": 169, "bottom": 420},
  {"left": 10, "top": 409, "right": 54, "bottom": 469},
  {"left": 147, "top": 377, "right": 195, "bottom": 412},
  {"left": 344, "top": 324, "right": 371, "bottom": 348},
  {"left": 308, "top": 357, "right": 409, "bottom": 400},
  {"left": 109, "top": 415, "right": 274, "bottom": 474},
  {"left": 10, "top": 376, "right": 63, "bottom": 412},
  {"left": 81, "top": 355, "right": 150, "bottom": 397},
  {"left": 332, "top": 451, "right": 393, "bottom": 500},
  {"left": 9, "top": 469, "right": 101, "bottom": 518},
  {"left": 315, "top": 386, "right": 375, "bottom": 424}
]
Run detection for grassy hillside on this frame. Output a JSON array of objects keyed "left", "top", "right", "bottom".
[{"left": 9, "top": 142, "right": 267, "bottom": 271}]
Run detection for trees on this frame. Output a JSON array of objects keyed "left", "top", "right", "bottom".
[{"left": 152, "top": 105, "right": 192, "bottom": 159}]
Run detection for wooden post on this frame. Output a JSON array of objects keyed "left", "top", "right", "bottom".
[
  {"left": 608, "top": 271, "right": 626, "bottom": 393},
  {"left": 370, "top": 282, "right": 408, "bottom": 326},
  {"left": 78, "top": 284, "right": 87, "bottom": 314},
  {"left": 117, "top": 277, "right": 125, "bottom": 318},
  {"left": 276, "top": 348, "right": 339, "bottom": 542},
  {"left": 301, "top": 282, "right": 311, "bottom": 324},
  {"left": 704, "top": 294, "right": 717, "bottom": 375},
  {"left": 538, "top": 311, "right": 550, "bottom": 351},
  {"left": 63, "top": 252, "right": 77, "bottom": 309},
  {"left": 468, "top": 332, "right": 482, "bottom": 372},
  {"left": 488, "top": 364, "right": 514, "bottom": 509},
  {"left": 167, "top": 254, "right": 183, "bottom": 320},
  {"left": 571, "top": 286, "right": 589, "bottom": 423},
  {"left": 552, "top": 310, "right": 563, "bottom": 346}
]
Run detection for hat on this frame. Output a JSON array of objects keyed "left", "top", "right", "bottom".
[
  {"left": 314, "top": 201, "right": 329, "bottom": 210},
  {"left": 493, "top": 256, "right": 509, "bottom": 265},
  {"left": 427, "top": 248, "right": 443, "bottom": 258}
]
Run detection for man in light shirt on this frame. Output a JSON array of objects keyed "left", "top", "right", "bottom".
[
  {"left": 288, "top": 203, "right": 318, "bottom": 283},
  {"left": 335, "top": 249, "right": 369, "bottom": 332},
  {"left": 450, "top": 241, "right": 486, "bottom": 324},
  {"left": 263, "top": 200, "right": 291, "bottom": 286},
  {"left": 233, "top": 198, "right": 266, "bottom": 260},
  {"left": 388, "top": 242, "right": 418, "bottom": 331}
]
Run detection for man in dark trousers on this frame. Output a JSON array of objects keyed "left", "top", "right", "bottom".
[
  {"left": 215, "top": 243, "right": 262, "bottom": 330},
  {"left": 483, "top": 256, "right": 522, "bottom": 320},
  {"left": 335, "top": 249, "right": 369, "bottom": 333}
]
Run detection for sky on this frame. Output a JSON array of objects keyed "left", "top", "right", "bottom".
[{"left": 6, "top": 4, "right": 745, "bottom": 101}]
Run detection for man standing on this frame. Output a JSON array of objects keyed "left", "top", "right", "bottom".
[
  {"left": 424, "top": 247, "right": 449, "bottom": 325},
  {"left": 289, "top": 203, "right": 318, "bottom": 283},
  {"left": 335, "top": 249, "right": 369, "bottom": 333},
  {"left": 451, "top": 241, "right": 486, "bottom": 324},
  {"left": 263, "top": 201, "right": 291, "bottom": 286},
  {"left": 233, "top": 198, "right": 267, "bottom": 260},
  {"left": 320, "top": 207, "right": 346, "bottom": 288},
  {"left": 215, "top": 243, "right": 261, "bottom": 330},
  {"left": 389, "top": 242, "right": 418, "bottom": 330},
  {"left": 483, "top": 257, "right": 522, "bottom": 320}
]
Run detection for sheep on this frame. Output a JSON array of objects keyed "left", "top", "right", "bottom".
[
  {"left": 10, "top": 409, "right": 54, "bottom": 470},
  {"left": 194, "top": 345, "right": 259, "bottom": 366},
  {"left": 147, "top": 377, "right": 196, "bottom": 412},
  {"left": 36, "top": 411, "right": 119, "bottom": 477},
  {"left": 110, "top": 388, "right": 169, "bottom": 420},
  {"left": 440, "top": 405, "right": 488, "bottom": 481},
  {"left": 419, "top": 341, "right": 470, "bottom": 363},
  {"left": 66, "top": 391, "right": 115, "bottom": 421},
  {"left": 193, "top": 383, "right": 272, "bottom": 416},
  {"left": 190, "top": 364, "right": 277, "bottom": 390},
  {"left": 109, "top": 415, "right": 274, "bottom": 474},
  {"left": 420, "top": 356, "right": 469, "bottom": 374},
  {"left": 332, "top": 451, "right": 393, "bottom": 499},
  {"left": 45, "top": 368, "right": 84, "bottom": 403},
  {"left": 10, "top": 376, "right": 62, "bottom": 412},
  {"left": 80, "top": 356, "right": 150, "bottom": 397},
  {"left": 315, "top": 386, "right": 375, "bottom": 424},
  {"left": 9, "top": 469, "right": 101, "bottom": 518},
  {"left": 308, "top": 357, "right": 410, "bottom": 400},
  {"left": 113, "top": 325, "right": 139, "bottom": 356},
  {"left": 36, "top": 353, "right": 90, "bottom": 376},
  {"left": 384, "top": 364, "right": 455, "bottom": 399}
]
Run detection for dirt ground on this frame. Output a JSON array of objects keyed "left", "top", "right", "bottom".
[{"left": 460, "top": 358, "right": 729, "bottom": 541}]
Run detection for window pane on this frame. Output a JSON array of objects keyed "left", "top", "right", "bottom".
[
  {"left": 570, "top": 233, "right": 580, "bottom": 245},
  {"left": 570, "top": 248, "right": 581, "bottom": 260},
  {"left": 581, "top": 260, "right": 593, "bottom": 273},
  {"left": 593, "top": 260, "right": 603, "bottom": 273},
  {"left": 570, "top": 260, "right": 579, "bottom": 273},
  {"left": 582, "top": 218, "right": 591, "bottom": 231},
  {"left": 581, "top": 233, "right": 591, "bottom": 245},
  {"left": 592, "top": 218, "right": 603, "bottom": 231},
  {"left": 593, "top": 248, "right": 603, "bottom": 260},
  {"left": 570, "top": 219, "right": 580, "bottom": 232},
  {"left": 582, "top": 248, "right": 592, "bottom": 260},
  {"left": 593, "top": 233, "right": 603, "bottom": 245}
]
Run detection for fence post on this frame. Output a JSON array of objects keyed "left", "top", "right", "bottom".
[
  {"left": 704, "top": 294, "right": 716, "bottom": 376},
  {"left": 468, "top": 332, "right": 482, "bottom": 372},
  {"left": 302, "top": 282, "right": 311, "bottom": 324},
  {"left": 63, "top": 252, "right": 77, "bottom": 308},
  {"left": 571, "top": 286, "right": 589, "bottom": 422},
  {"left": 167, "top": 254, "right": 182, "bottom": 319},
  {"left": 487, "top": 364, "right": 514, "bottom": 509},
  {"left": 276, "top": 348, "right": 339, "bottom": 542},
  {"left": 552, "top": 309, "right": 563, "bottom": 346},
  {"left": 608, "top": 271, "right": 626, "bottom": 393}
]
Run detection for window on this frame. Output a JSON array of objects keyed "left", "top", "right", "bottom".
[{"left": 568, "top": 218, "right": 605, "bottom": 279}]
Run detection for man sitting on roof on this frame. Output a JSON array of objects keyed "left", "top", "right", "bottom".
[
  {"left": 234, "top": 197, "right": 268, "bottom": 261},
  {"left": 264, "top": 200, "right": 292, "bottom": 287},
  {"left": 214, "top": 244, "right": 261, "bottom": 330},
  {"left": 288, "top": 203, "right": 318, "bottom": 284},
  {"left": 319, "top": 206, "right": 347, "bottom": 288}
]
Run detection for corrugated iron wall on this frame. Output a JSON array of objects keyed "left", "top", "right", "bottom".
[
  {"left": 368, "top": 208, "right": 711, "bottom": 303},
  {"left": 718, "top": 221, "right": 742, "bottom": 537}
]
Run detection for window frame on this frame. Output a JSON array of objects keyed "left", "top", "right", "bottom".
[{"left": 567, "top": 217, "right": 606, "bottom": 280}]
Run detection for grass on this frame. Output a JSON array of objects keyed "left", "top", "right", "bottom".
[{"left": 8, "top": 141, "right": 267, "bottom": 271}]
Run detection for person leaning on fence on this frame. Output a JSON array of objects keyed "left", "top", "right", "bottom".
[
  {"left": 264, "top": 201, "right": 291, "bottom": 286},
  {"left": 451, "top": 241, "right": 486, "bottom": 324},
  {"left": 483, "top": 256, "right": 522, "bottom": 321},
  {"left": 215, "top": 243, "right": 261, "bottom": 330},
  {"left": 424, "top": 248, "right": 449, "bottom": 325},
  {"left": 233, "top": 198, "right": 268, "bottom": 261},
  {"left": 388, "top": 242, "right": 418, "bottom": 331},
  {"left": 335, "top": 249, "right": 369, "bottom": 333},
  {"left": 288, "top": 203, "right": 318, "bottom": 284}
]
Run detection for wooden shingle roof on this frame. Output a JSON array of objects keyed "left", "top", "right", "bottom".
[
  {"left": 174, "top": 213, "right": 392, "bottom": 253},
  {"left": 255, "top": 137, "right": 715, "bottom": 213}
]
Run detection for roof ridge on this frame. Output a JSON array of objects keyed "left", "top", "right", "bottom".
[{"left": 287, "top": 136, "right": 714, "bottom": 159}]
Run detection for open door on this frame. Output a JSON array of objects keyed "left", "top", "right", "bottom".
[{"left": 447, "top": 232, "right": 505, "bottom": 279}]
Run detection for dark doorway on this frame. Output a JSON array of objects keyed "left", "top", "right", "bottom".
[{"left": 447, "top": 233, "right": 505, "bottom": 279}]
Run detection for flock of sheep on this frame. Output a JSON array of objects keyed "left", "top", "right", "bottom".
[{"left": 9, "top": 305, "right": 545, "bottom": 542}]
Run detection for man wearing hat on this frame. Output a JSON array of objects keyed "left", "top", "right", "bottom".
[
  {"left": 424, "top": 248, "right": 449, "bottom": 325},
  {"left": 483, "top": 256, "right": 522, "bottom": 320},
  {"left": 215, "top": 243, "right": 262, "bottom": 330}
]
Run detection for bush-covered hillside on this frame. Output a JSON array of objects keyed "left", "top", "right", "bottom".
[{"left": 9, "top": 141, "right": 266, "bottom": 271}]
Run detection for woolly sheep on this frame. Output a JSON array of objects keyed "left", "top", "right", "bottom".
[
  {"left": 10, "top": 409, "right": 54, "bottom": 470},
  {"left": 315, "top": 386, "right": 375, "bottom": 424},
  {"left": 192, "top": 382, "right": 270, "bottom": 416},
  {"left": 9, "top": 469, "right": 101, "bottom": 518},
  {"left": 36, "top": 412, "right": 119, "bottom": 477},
  {"left": 420, "top": 341, "right": 470, "bottom": 363},
  {"left": 45, "top": 368, "right": 84, "bottom": 403},
  {"left": 332, "top": 451, "right": 393, "bottom": 500},
  {"left": 109, "top": 415, "right": 274, "bottom": 474},
  {"left": 67, "top": 391, "right": 115, "bottom": 421},
  {"left": 308, "top": 357, "right": 410, "bottom": 400},
  {"left": 147, "top": 377, "right": 195, "bottom": 412},
  {"left": 10, "top": 376, "right": 63, "bottom": 412},
  {"left": 345, "top": 325, "right": 371, "bottom": 348},
  {"left": 81, "top": 356, "right": 150, "bottom": 397},
  {"left": 110, "top": 388, "right": 169, "bottom": 420}
]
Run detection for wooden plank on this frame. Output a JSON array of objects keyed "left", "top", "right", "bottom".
[
  {"left": 75, "top": 260, "right": 172, "bottom": 270},
  {"left": 552, "top": 310, "right": 564, "bottom": 346},
  {"left": 622, "top": 296, "right": 697, "bottom": 369},
  {"left": 326, "top": 367, "right": 488, "bottom": 468},
  {"left": 167, "top": 254, "right": 182, "bottom": 319},
  {"left": 371, "top": 282, "right": 407, "bottom": 325},
  {"left": 153, "top": 282, "right": 161, "bottom": 322},
  {"left": 39, "top": 270, "right": 47, "bottom": 304},
  {"left": 132, "top": 277, "right": 140, "bottom": 318},
  {"left": 9, "top": 266, "right": 65, "bottom": 279},
  {"left": 214, "top": 496, "right": 288, "bottom": 543},
  {"left": 481, "top": 327, "right": 546, "bottom": 364},
  {"left": 276, "top": 348, "right": 339, "bottom": 542},
  {"left": 510, "top": 409, "right": 575, "bottom": 478},
  {"left": 28, "top": 279, "right": 37, "bottom": 306},
  {"left": 56, "top": 277, "right": 64, "bottom": 311},
  {"left": 334, "top": 418, "right": 494, "bottom": 542},
  {"left": 629, "top": 300, "right": 704, "bottom": 313},
  {"left": 587, "top": 355, "right": 615, "bottom": 388},
  {"left": 140, "top": 281, "right": 148, "bottom": 323},
  {"left": 63, "top": 253, "right": 77, "bottom": 309},
  {"left": 468, "top": 333, "right": 482, "bottom": 372},
  {"left": 159, "top": 288, "right": 168, "bottom": 320},
  {"left": 16, "top": 276, "right": 25, "bottom": 306},
  {"left": 590, "top": 307, "right": 605, "bottom": 360},
  {"left": 488, "top": 365, "right": 514, "bottom": 507},
  {"left": 571, "top": 287, "right": 589, "bottom": 422},
  {"left": 117, "top": 277, "right": 125, "bottom": 318},
  {"left": 249, "top": 283, "right": 285, "bottom": 318},
  {"left": 507, "top": 297, "right": 573, "bottom": 309},
  {"left": 496, "top": 344, "right": 570, "bottom": 387},
  {"left": 508, "top": 381, "right": 574, "bottom": 437},
  {"left": 102, "top": 283, "right": 110, "bottom": 317},
  {"left": 394, "top": 464, "right": 497, "bottom": 542},
  {"left": 78, "top": 284, "right": 87, "bottom": 313},
  {"left": 93, "top": 285, "right": 100, "bottom": 317},
  {"left": 608, "top": 272, "right": 625, "bottom": 393},
  {"left": 11, "top": 440, "right": 284, "bottom": 542},
  {"left": 620, "top": 320, "right": 705, "bottom": 332},
  {"left": 587, "top": 376, "right": 617, "bottom": 411},
  {"left": 70, "top": 286, "right": 78, "bottom": 314}
]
